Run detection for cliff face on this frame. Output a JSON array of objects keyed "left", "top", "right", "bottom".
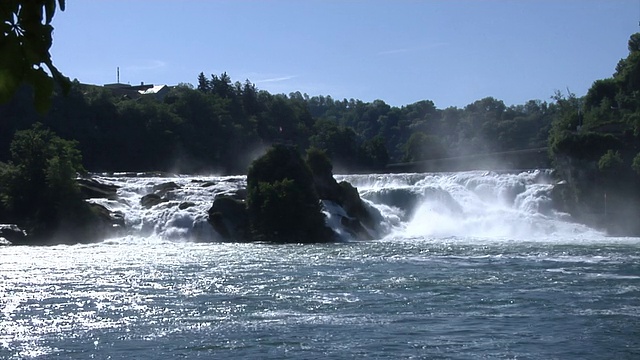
[{"left": 552, "top": 155, "right": 640, "bottom": 236}]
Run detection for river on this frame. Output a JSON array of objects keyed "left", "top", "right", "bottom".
[{"left": 1, "top": 170, "right": 638, "bottom": 359}]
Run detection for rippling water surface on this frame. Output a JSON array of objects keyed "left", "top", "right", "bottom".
[{"left": 1, "top": 237, "right": 639, "bottom": 359}]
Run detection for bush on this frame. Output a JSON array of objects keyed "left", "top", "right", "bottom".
[{"left": 598, "top": 149, "right": 624, "bottom": 172}]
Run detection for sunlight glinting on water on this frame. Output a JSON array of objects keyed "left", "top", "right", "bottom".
[{"left": 1, "top": 171, "right": 638, "bottom": 358}]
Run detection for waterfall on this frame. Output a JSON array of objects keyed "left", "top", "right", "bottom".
[
  {"left": 88, "top": 170, "right": 603, "bottom": 242},
  {"left": 339, "top": 170, "right": 603, "bottom": 240}
]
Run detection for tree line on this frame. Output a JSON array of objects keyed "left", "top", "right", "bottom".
[{"left": 0, "top": 72, "right": 558, "bottom": 174}]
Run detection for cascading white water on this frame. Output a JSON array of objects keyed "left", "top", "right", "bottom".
[
  {"left": 339, "top": 170, "right": 604, "bottom": 241},
  {"left": 88, "top": 173, "right": 247, "bottom": 241},
  {"left": 88, "top": 170, "right": 604, "bottom": 242}
]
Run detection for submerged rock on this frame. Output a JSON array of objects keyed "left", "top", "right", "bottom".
[
  {"left": 139, "top": 181, "right": 181, "bottom": 209},
  {"left": 340, "top": 215, "right": 375, "bottom": 240}
]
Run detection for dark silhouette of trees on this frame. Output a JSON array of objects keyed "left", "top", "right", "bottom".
[{"left": 0, "top": 0, "right": 70, "bottom": 112}]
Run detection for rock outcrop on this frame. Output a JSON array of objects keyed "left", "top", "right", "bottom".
[
  {"left": 307, "top": 148, "right": 383, "bottom": 240},
  {"left": 77, "top": 178, "right": 119, "bottom": 200},
  {"left": 141, "top": 194, "right": 167, "bottom": 208},
  {"left": 206, "top": 146, "right": 384, "bottom": 242},
  {"left": 0, "top": 224, "right": 27, "bottom": 245},
  {"left": 140, "top": 182, "right": 182, "bottom": 208},
  {"left": 208, "top": 196, "right": 249, "bottom": 241}
]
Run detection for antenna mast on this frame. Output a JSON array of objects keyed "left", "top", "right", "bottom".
[{"left": 117, "top": 67, "right": 120, "bottom": 83}]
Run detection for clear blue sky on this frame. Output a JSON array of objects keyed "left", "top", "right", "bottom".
[{"left": 50, "top": 0, "right": 639, "bottom": 108}]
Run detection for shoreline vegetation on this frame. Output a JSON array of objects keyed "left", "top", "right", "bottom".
[{"left": 2, "top": 34, "right": 640, "bottom": 242}]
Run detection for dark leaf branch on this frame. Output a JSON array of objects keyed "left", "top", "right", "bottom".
[{"left": 0, "top": 0, "right": 69, "bottom": 113}]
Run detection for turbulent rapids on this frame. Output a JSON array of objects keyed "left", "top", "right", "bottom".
[{"left": 88, "top": 169, "right": 602, "bottom": 243}]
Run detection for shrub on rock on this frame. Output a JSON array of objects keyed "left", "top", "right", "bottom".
[{"left": 247, "top": 145, "right": 334, "bottom": 242}]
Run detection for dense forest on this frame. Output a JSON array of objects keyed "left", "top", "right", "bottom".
[
  {"left": 1, "top": 31, "right": 640, "bottom": 236},
  {"left": 0, "top": 72, "right": 555, "bottom": 174}
]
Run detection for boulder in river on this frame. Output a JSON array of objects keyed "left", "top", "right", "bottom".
[
  {"left": 307, "top": 148, "right": 384, "bottom": 239},
  {"left": 208, "top": 196, "right": 249, "bottom": 241},
  {"left": 77, "top": 178, "right": 119, "bottom": 200},
  {"left": 141, "top": 194, "right": 167, "bottom": 208},
  {"left": 0, "top": 224, "right": 27, "bottom": 245}
]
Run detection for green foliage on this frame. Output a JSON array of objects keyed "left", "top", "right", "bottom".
[
  {"left": 246, "top": 145, "right": 330, "bottom": 242},
  {"left": 548, "top": 33, "right": 640, "bottom": 236},
  {"left": 632, "top": 152, "right": 640, "bottom": 175},
  {"left": 550, "top": 33, "right": 640, "bottom": 162},
  {"left": 584, "top": 79, "right": 617, "bottom": 111},
  {"left": 0, "top": 123, "right": 85, "bottom": 234},
  {"left": 597, "top": 150, "right": 623, "bottom": 172},
  {"left": 310, "top": 119, "right": 358, "bottom": 165},
  {"left": 249, "top": 179, "right": 317, "bottom": 241},
  {"left": 548, "top": 90, "right": 581, "bottom": 155},
  {"left": 359, "top": 135, "right": 389, "bottom": 169},
  {"left": 0, "top": 0, "right": 70, "bottom": 112},
  {"left": 403, "top": 132, "right": 446, "bottom": 162},
  {"left": 1, "top": 69, "right": 559, "bottom": 174},
  {"left": 306, "top": 147, "right": 333, "bottom": 177},
  {"left": 614, "top": 40, "right": 640, "bottom": 95},
  {"left": 552, "top": 132, "right": 622, "bottom": 161},
  {"left": 629, "top": 33, "right": 640, "bottom": 53}
]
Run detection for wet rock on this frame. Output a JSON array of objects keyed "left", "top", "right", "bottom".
[
  {"left": 141, "top": 194, "right": 166, "bottom": 208},
  {"left": 179, "top": 202, "right": 196, "bottom": 210},
  {"left": 87, "top": 204, "right": 126, "bottom": 234},
  {"left": 307, "top": 148, "right": 384, "bottom": 238},
  {"left": 229, "top": 188, "right": 247, "bottom": 200},
  {"left": 0, "top": 224, "right": 27, "bottom": 245},
  {"left": 77, "top": 178, "right": 119, "bottom": 200},
  {"left": 340, "top": 216, "right": 374, "bottom": 240},
  {"left": 208, "top": 196, "right": 249, "bottom": 241},
  {"left": 152, "top": 182, "right": 180, "bottom": 197}
]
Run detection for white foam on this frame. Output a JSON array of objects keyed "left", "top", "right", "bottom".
[{"left": 87, "top": 170, "right": 628, "bottom": 243}]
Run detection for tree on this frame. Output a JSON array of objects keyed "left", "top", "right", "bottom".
[
  {"left": 0, "top": 123, "right": 85, "bottom": 235},
  {"left": 628, "top": 33, "right": 640, "bottom": 53},
  {"left": 196, "top": 72, "right": 210, "bottom": 93},
  {"left": 0, "top": 0, "right": 70, "bottom": 112},
  {"left": 359, "top": 135, "right": 389, "bottom": 169},
  {"left": 403, "top": 132, "right": 446, "bottom": 162}
]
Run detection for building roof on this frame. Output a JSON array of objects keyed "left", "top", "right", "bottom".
[{"left": 138, "top": 85, "right": 168, "bottom": 95}]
